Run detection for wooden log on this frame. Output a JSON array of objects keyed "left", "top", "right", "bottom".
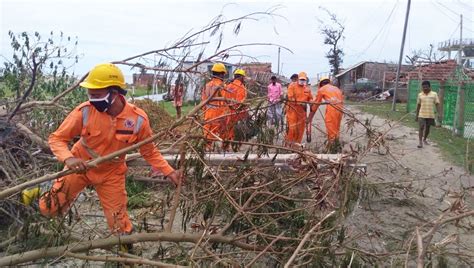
[{"left": 126, "top": 153, "right": 367, "bottom": 171}]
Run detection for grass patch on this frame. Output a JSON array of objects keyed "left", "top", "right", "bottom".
[
  {"left": 350, "top": 102, "right": 472, "bottom": 170},
  {"left": 126, "top": 177, "right": 151, "bottom": 209},
  {"left": 158, "top": 101, "right": 196, "bottom": 118},
  {"left": 129, "top": 87, "right": 167, "bottom": 98}
]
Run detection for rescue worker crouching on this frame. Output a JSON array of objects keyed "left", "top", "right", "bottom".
[{"left": 27, "top": 63, "right": 182, "bottom": 235}]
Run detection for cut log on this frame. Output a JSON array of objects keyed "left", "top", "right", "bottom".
[{"left": 126, "top": 153, "right": 367, "bottom": 172}]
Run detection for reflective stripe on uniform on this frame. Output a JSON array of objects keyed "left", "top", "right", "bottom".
[
  {"left": 79, "top": 106, "right": 101, "bottom": 159},
  {"left": 81, "top": 106, "right": 90, "bottom": 127},
  {"left": 134, "top": 115, "right": 144, "bottom": 134}
]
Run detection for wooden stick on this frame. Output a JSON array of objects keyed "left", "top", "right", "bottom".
[
  {"left": 13, "top": 73, "right": 88, "bottom": 114},
  {"left": 0, "top": 232, "right": 263, "bottom": 266},
  {"left": 164, "top": 143, "right": 186, "bottom": 232},
  {"left": 65, "top": 252, "right": 188, "bottom": 267},
  {"left": 245, "top": 231, "right": 285, "bottom": 267},
  {"left": 284, "top": 211, "right": 336, "bottom": 268},
  {"left": 416, "top": 228, "right": 423, "bottom": 268}
]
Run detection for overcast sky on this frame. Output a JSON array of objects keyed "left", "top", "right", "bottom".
[{"left": 1, "top": 0, "right": 473, "bottom": 82}]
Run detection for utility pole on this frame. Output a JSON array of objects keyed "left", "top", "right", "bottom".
[
  {"left": 454, "top": 14, "right": 464, "bottom": 136},
  {"left": 391, "top": 0, "right": 411, "bottom": 111},
  {"left": 277, "top": 47, "right": 281, "bottom": 75},
  {"left": 152, "top": 54, "right": 157, "bottom": 95}
]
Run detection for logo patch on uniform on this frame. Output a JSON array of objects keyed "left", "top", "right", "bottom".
[{"left": 124, "top": 119, "right": 135, "bottom": 128}]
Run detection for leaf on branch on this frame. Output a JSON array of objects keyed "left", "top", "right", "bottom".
[
  {"left": 234, "top": 22, "right": 241, "bottom": 35},
  {"left": 215, "top": 32, "right": 223, "bottom": 52}
]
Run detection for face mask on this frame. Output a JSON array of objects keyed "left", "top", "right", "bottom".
[
  {"left": 89, "top": 93, "right": 116, "bottom": 112},
  {"left": 298, "top": 80, "right": 306, "bottom": 86}
]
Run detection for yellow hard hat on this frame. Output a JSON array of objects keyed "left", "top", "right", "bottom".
[
  {"left": 298, "top": 72, "right": 308, "bottom": 80},
  {"left": 234, "top": 69, "right": 246, "bottom": 76},
  {"left": 80, "top": 63, "right": 126, "bottom": 90},
  {"left": 211, "top": 63, "right": 227, "bottom": 74},
  {"left": 319, "top": 77, "right": 330, "bottom": 85}
]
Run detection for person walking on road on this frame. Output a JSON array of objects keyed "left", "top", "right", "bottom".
[
  {"left": 415, "top": 80, "right": 442, "bottom": 148},
  {"left": 267, "top": 75, "right": 283, "bottom": 129}
]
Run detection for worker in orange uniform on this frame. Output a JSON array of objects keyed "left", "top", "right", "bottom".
[
  {"left": 221, "top": 69, "right": 247, "bottom": 150},
  {"left": 284, "top": 72, "right": 313, "bottom": 147},
  {"left": 308, "top": 77, "right": 344, "bottom": 150},
  {"left": 201, "top": 63, "right": 227, "bottom": 150},
  {"left": 32, "top": 63, "right": 181, "bottom": 236}
]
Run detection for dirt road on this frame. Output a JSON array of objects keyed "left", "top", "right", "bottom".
[{"left": 310, "top": 104, "right": 474, "bottom": 265}]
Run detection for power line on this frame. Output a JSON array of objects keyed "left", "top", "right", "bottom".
[
  {"left": 448, "top": 23, "right": 460, "bottom": 40},
  {"left": 437, "top": 0, "right": 474, "bottom": 22},
  {"left": 431, "top": 0, "right": 459, "bottom": 23},
  {"left": 353, "top": 1, "right": 399, "bottom": 59},
  {"left": 455, "top": 0, "right": 474, "bottom": 10},
  {"left": 377, "top": 7, "right": 398, "bottom": 59},
  {"left": 431, "top": 0, "right": 474, "bottom": 33}
]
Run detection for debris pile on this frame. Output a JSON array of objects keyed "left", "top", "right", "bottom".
[{"left": 132, "top": 99, "right": 175, "bottom": 132}]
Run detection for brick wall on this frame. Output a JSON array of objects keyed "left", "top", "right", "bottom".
[{"left": 406, "top": 60, "right": 457, "bottom": 81}]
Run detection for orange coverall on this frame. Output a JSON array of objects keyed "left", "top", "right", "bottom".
[
  {"left": 285, "top": 83, "right": 313, "bottom": 144},
  {"left": 41, "top": 99, "right": 174, "bottom": 234},
  {"left": 201, "top": 78, "right": 226, "bottom": 148},
  {"left": 312, "top": 84, "right": 344, "bottom": 141},
  {"left": 221, "top": 79, "right": 247, "bottom": 141}
]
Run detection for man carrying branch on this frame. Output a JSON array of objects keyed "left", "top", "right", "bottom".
[
  {"left": 308, "top": 77, "right": 344, "bottom": 152},
  {"left": 23, "top": 63, "right": 181, "bottom": 235}
]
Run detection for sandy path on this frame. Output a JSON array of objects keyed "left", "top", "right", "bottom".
[{"left": 308, "top": 104, "right": 474, "bottom": 264}]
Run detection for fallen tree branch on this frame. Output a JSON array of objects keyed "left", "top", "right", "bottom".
[
  {"left": 246, "top": 231, "right": 286, "bottom": 267},
  {"left": 0, "top": 231, "right": 263, "bottom": 266},
  {"left": 164, "top": 143, "right": 186, "bottom": 232},
  {"left": 284, "top": 210, "right": 336, "bottom": 268},
  {"left": 7, "top": 56, "right": 39, "bottom": 122},
  {"left": 11, "top": 73, "right": 88, "bottom": 115},
  {"left": 15, "top": 122, "right": 50, "bottom": 151},
  {"left": 414, "top": 210, "right": 474, "bottom": 268},
  {"left": 65, "top": 252, "right": 186, "bottom": 268}
]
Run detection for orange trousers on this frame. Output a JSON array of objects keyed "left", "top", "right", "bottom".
[
  {"left": 203, "top": 108, "right": 225, "bottom": 149},
  {"left": 285, "top": 106, "right": 306, "bottom": 144},
  {"left": 325, "top": 108, "right": 343, "bottom": 141},
  {"left": 39, "top": 168, "right": 132, "bottom": 234},
  {"left": 221, "top": 109, "right": 248, "bottom": 141}
]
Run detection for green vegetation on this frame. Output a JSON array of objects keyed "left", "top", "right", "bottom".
[
  {"left": 158, "top": 101, "right": 196, "bottom": 118},
  {"left": 125, "top": 176, "right": 151, "bottom": 209},
  {"left": 351, "top": 102, "right": 472, "bottom": 170},
  {"left": 129, "top": 86, "right": 167, "bottom": 98}
]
